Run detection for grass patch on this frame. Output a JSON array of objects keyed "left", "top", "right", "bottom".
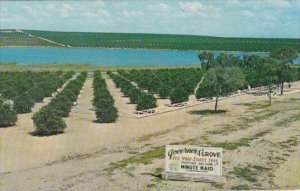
[
  {"left": 252, "top": 165, "right": 271, "bottom": 172},
  {"left": 104, "top": 147, "right": 165, "bottom": 175},
  {"left": 138, "top": 124, "right": 186, "bottom": 142},
  {"left": 211, "top": 182, "right": 224, "bottom": 189},
  {"left": 283, "top": 153, "right": 290, "bottom": 157},
  {"left": 209, "top": 129, "right": 271, "bottom": 150},
  {"left": 207, "top": 124, "right": 237, "bottom": 135},
  {"left": 235, "top": 101, "right": 269, "bottom": 111},
  {"left": 154, "top": 167, "right": 164, "bottom": 174},
  {"left": 275, "top": 157, "right": 286, "bottom": 161},
  {"left": 275, "top": 112, "right": 300, "bottom": 127},
  {"left": 209, "top": 138, "right": 250, "bottom": 150},
  {"left": 231, "top": 184, "right": 250, "bottom": 190},
  {"left": 279, "top": 137, "right": 298, "bottom": 148},
  {"left": 239, "top": 110, "right": 280, "bottom": 125},
  {"left": 231, "top": 166, "right": 258, "bottom": 182},
  {"left": 252, "top": 130, "right": 271, "bottom": 139},
  {"left": 146, "top": 184, "right": 156, "bottom": 188}
]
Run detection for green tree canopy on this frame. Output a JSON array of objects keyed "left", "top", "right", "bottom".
[
  {"left": 196, "top": 67, "right": 245, "bottom": 111},
  {"left": 270, "top": 47, "right": 298, "bottom": 65},
  {"left": 170, "top": 87, "right": 189, "bottom": 104},
  {"left": 198, "top": 51, "right": 214, "bottom": 70},
  {"left": 256, "top": 59, "right": 279, "bottom": 105},
  {"left": 270, "top": 47, "right": 298, "bottom": 94},
  {"left": 0, "top": 99, "right": 17, "bottom": 127},
  {"left": 13, "top": 92, "right": 35, "bottom": 114},
  {"left": 32, "top": 107, "right": 67, "bottom": 136}
]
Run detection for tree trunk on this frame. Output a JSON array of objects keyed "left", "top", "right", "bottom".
[
  {"left": 215, "top": 97, "right": 219, "bottom": 111},
  {"left": 268, "top": 88, "right": 272, "bottom": 106},
  {"left": 281, "top": 82, "right": 284, "bottom": 95}
]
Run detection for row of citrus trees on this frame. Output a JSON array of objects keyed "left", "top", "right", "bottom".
[
  {"left": 107, "top": 71, "right": 157, "bottom": 111},
  {"left": 93, "top": 71, "right": 118, "bottom": 123},
  {"left": 118, "top": 68, "right": 205, "bottom": 104},
  {"left": 32, "top": 72, "right": 87, "bottom": 135},
  {"left": 0, "top": 71, "right": 74, "bottom": 127},
  {"left": 0, "top": 71, "right": 74, "bottom": 104},
  {"left": 24, "top": 30, "right": 300, "bottom": 52}
]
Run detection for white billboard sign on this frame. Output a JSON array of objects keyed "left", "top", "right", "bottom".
[{"left": 165, "top": 145, "right": 222, "bottom": 176}]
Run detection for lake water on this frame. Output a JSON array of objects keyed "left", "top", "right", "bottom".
[{"left": 1, "top": 47, "right": 299, "bottom": 67}]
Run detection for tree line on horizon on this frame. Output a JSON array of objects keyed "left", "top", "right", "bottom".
[{"left": 8, "top": 30, "right": 298, "bottom": 52}]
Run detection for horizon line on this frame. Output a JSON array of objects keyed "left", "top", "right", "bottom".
[{"left": 1, "top": 28, "right": 300, "bottom": 40}]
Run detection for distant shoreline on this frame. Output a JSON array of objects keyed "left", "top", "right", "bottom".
[{"left": 0, "top": 45, "right": 272, "bottom": 54}]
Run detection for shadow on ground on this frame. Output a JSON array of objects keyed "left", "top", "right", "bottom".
[
  {"left": 28, "top": 131, "right": 64, "bottom": 137},
  {"left": 188, "top": 109, "right": 227, "bottom": 115}
]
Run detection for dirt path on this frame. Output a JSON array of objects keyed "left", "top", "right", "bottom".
[
  {"left": 103, "top": 72, "right": 136, "bottom": 117},
  {"left": 1, "top": 81, "right": 299, "bottom": 190}
]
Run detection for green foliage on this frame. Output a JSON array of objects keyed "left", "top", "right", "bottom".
[
  {"left": 21, "top": 30, "right": 300, "bottom": 52},
  {"left": 32, "top": 72, "right": 86, "bottom": 136},
  {"left": 158, "top": 84, "right": 171, "bottom": 99},
  {"left": 28, "top": 86, "right": 45, "bottom": 102},
  {"left": 0, "top": 71, "right": 74, "bottom": 104},
  {"left": 95, "top": 102, "right": 118, "bottom": 123},
  {"left": 270, "top": 46, "right": 298, "bottom": 64},
  {"left": 32, "top": 107, "right": 66, "bottom": 135},
  {"left": 47, "top": 72, "right": 86, "bottom": 117},
  {"left": 0, "top": 99, "right": 17, "bottom": 127},
  {"left": 48, "top": 94, "right": 73, "bottom": 117},
  {"left": 170, "top": 88, "right": 189, "bottom": 104},
  {"left": 196, "top": 67, "right": 245, "bottom": 110},
  {"left": 93, "top": 71, "right": 118, "bottom": 123},
  {"left": 136, "top": 93, "right": 157, "bottom": 110},
  {"left": 198, "top": 51, "right": 214, "bottom": 70},
  {"left": 270, "top": 47, "right": 298, "bottom": 94},
  {"left": 118, "top": 68, "right": 204, "bottom": 98},
  {"left": 13, "top": 92, "right": 34, "bottom": 114},
  {"left": 196, "top": 67, "right": 245, "bottom": 99},
  {"left": 108, "top": 71, "right": 157, "bottom": 111}
]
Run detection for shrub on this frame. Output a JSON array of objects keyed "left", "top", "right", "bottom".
[
  {"left": 32, "top": 107, "right": 66, "bottom": 135},
  {"left": 48, "top": 95, "right": 73, "bottom": 117},
  {"left": 158, "top": 85, "right": 171, "bottom": 99},
  {"left": 28, "top": 85, "right": 45, "bottom": 102},
  {"left": 0, "top": 99, "right": 17, "bottom": 127},
  {"left": 13, "top": 92, "right": 35, "bottom": 114},
  {"left": 170, "top": 88, "right": 189, "bottom": 104},
  {"left": 95, "top": 102, "right": 118, "bottom": 123},
  {"left": 136, "top": 93, "right": 157, "bottom": 110}
]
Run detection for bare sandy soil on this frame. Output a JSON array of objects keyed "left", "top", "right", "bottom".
[{"left": 1, "top": 76, "right": 299, "bottom": 191}]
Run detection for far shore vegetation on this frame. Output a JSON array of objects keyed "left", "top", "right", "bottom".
[{"left": 1, "top": 29, "right": 300, "bottom": 52}]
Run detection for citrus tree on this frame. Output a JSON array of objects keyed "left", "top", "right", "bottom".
[
  {"left": 13, "top": 92, "right": 35, "bottom": 114},
  {"left": 32, "top": 107, "right": 66, "bottom": 135},
  {"left": 0, "top": 99, "right": 17, "bottom": 127}
]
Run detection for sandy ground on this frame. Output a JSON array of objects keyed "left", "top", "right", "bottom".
[{"left": 0, "top": 76, "right": 300, "bottom": 191}]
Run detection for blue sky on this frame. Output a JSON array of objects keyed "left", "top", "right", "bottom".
[{"left": 1, "top": 0, "right": 300, "bottom": 38}]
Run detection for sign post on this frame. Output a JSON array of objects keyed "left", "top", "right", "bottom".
[{"left": 163, "top": 145, "right": 225, "bottom": 182}]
